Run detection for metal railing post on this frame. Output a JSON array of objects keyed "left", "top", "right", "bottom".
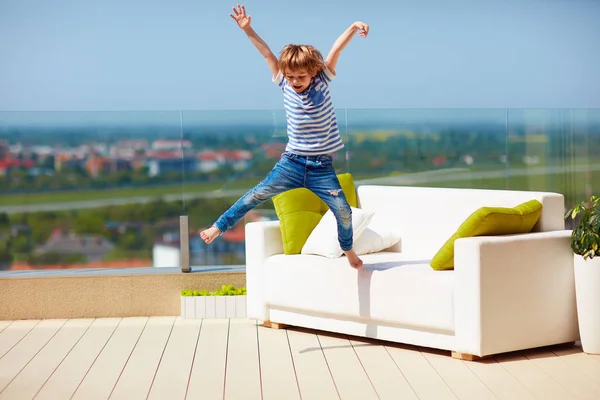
[{"left": 180, "top": 215, "right": 191, "bottom": 273}]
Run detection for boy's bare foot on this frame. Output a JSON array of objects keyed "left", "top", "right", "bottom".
[
  {"left": 344, "top": 248, "right": 363, "bottom": 269},
  {"left": 200, "top": 226, "right": 221, "bottom": 244}
]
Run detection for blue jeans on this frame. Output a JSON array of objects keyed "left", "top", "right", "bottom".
[{"left": 213, "top": 151, "right": 354, "bottom": 251}]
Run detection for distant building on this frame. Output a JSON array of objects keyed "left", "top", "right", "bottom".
[
  {"left": 54, "top": 153, "right": 85, "bottom": 172},
  {"left": 261, "top": 143, "right": 286, "bottom": 159},
  {"left": 145, "top": 151, "right": 197, "bottom": 177},
  {"left": 196, "top": 150, "right": 253, "bottom": 173},
  {"left": 0, "top": 158, "right": 35, "bottom": 177},
  {"left": 197, "top": 151, "right": 225, "bottom": 173},
  {"left": 109, "top": 139, "right": 149, "bottom": 159},
  {"left": 152, "top": 139, "right": 192, "bottom": 152},
  {"left": 85, "top": 155, "right": 131, "bottom": 178},
  {"left": 36, "top": 230, "right": 115, "bottom": 262},
  {"left": 222, "top": 150, "right": 253, "bottom": 171},
  {"left": 153, "top": 240, "right": 181, "bottom": 268}
]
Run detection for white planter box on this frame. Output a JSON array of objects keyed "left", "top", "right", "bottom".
[
  {"left": 205, "top": 297, "right": 216, "bottom": 318},
  {"left": 215, "top": 296, "right": 227, "bottom": 318},
  {"left": 181, "top": 295, "right": 247, "bottom": 319},
  {"left": 180, "top": 296, "right": 196, "bottom": 319},
  {"left": 574, "top": 255, "right": 600, "bottom": 354},
  {"left": 195, "top": 297, "right": 206, "bottom": 318}
]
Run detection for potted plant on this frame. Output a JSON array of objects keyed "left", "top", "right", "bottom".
[
  {"left": 565, "top": 195, "right": 600, "bottom": 354},
  {"left": 180, "top": 285, "right": 247, "bottom": 319}
]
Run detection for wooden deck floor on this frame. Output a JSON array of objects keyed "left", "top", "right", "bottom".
[{"left": 0, "top": 317, "right": 599, "bottom": 400}]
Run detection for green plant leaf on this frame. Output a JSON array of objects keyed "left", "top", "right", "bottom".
[
  {"left": 180, "top": 286, "right": 246, "bottom": 296},
  {"left": 569, "top": 195, "right": 600, "bottom": 259}
]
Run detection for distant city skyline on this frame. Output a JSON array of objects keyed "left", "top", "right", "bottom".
[{"left": 1, "top": 0, "right": 599, "bottom": 111}]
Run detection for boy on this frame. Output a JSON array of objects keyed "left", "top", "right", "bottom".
[{"left": 200, "top": 4, "right": 369, "bottom": 269}]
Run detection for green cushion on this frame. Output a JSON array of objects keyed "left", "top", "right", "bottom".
[
  {"left": 272, "top": 173, "right": 357, "bottom": 255},
  {"left": 430, "top": 199, "right": 543, "bottom": 271}
]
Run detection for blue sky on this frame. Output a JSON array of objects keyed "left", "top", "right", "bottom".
[{"left": 1, "top": 0, "right": 599, "bottom": 111}]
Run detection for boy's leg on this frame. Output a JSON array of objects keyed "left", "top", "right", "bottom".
[
  {"left": 201, "top": 153, "right": 303, "bottom": 243},
  {"left": 305, "top": 156, "right": 363, "bottom": 269}
]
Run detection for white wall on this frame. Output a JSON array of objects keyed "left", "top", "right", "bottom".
[{"left": 152, "top": 244, "right": 180, "bottom": 268}]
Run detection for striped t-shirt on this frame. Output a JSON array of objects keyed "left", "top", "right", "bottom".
[{"left": 272, "top": 67, "right": 344, "bottom": 156}]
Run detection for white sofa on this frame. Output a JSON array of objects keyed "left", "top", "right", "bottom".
[{"left": 244, "top": 185, "right": 579, "bottom": 359}]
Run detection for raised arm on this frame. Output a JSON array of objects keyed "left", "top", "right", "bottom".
[
  {"left": 325, "top": 21, "right": 369, "bottom": 75},
  {"left": 230, "top": 4, "right": 279, "bottom": 77}
]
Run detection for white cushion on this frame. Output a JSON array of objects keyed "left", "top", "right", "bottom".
[
  {"left": 301, "top": 206, "right": 374, "bottom": 258},
  {"left": 263, "top": 251, "right": 455, "bottom": 333},
  {"left": 353, "top": 211, "right": 402, "bottom": 255}
]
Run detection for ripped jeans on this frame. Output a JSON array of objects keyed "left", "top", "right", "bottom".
[{"left": 212, "top": 151, "right": 354, "bottom": 251}]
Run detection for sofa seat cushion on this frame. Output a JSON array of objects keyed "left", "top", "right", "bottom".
[{"left": 263, "top": 252, "right": 456, "bottom": 333}]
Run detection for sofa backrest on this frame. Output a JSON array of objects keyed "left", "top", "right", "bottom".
[{"left": 356, "top": 185, "right": 566, "bottom": 257}]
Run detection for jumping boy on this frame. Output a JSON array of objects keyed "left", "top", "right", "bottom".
[{"left": 200, "top": 3, "right": 369, "bottom": 269}]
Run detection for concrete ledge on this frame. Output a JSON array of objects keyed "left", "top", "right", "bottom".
[{"left": 0, "top": 267, "right": 246, "bottom": 320}]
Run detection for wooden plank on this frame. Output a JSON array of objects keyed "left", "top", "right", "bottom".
[
  {"left": 264, "top": 321, "right": 287, "bottom": 329},
  {"left": 223, "top": 319, "right": 261, "bottom": 400},
  {"left": 146, "top": 317, "right": 201, "bottom": 400},
  {"left": 494, "top": 353, "right": 576, "bottom": 400},
  {"left": 257, "top": 324, "right": 300, "bottom": 400},
  {"left": 0, "top": 319, "right": 92, "bottom": 400},
  {"left": 421, "top": 349, "right": 496, "bottom": 400},
  {"left": 0, "top": 320, "right": 40, "bottom": 359},
  {"left": 71, "top": 317, "right": 148, "bottom": 400},
  {"left": 464, "top": 357, "right": 536, "bottom": 400},
  {"left": 385, "top": 344, "right": 457, "bottom": 400},
  {"left": 317, "top": 334, "right": 378, "bottom": 400},
  {"left": 553, "top": 346, "right": 600, "bottom": 385},
  {"left": 0, "top": 322, "right": 12, "bottom": 334},
  {"left": 186, "top": 319, "right": 229, "bottom": 399},
  {"left": 35, "top": 318, "right": 121, "bottom": 400},
  {"left": 349, "top": 338, "right": 418, "bottom": 400},
  {"left": 109, "top": 316, "right": 175, "bottom": 400},
  {"left": 287, "top": 328, "right": 339, "bottom": 399},
  {"left": 0, "top": 319, "right": 65, "bottom": 393},
  {"left": 523, "top": 349, "right": 600, "bottom": 400},
  {"left": 451, "top": 351, "right": 487, "bottom": 361}
]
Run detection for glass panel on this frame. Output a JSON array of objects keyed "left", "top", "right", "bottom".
[
  {"left": 0, "top": 110, "right": 183, "bottom": 272},
  {"left": 178, "top": 108, "right": 350, "bottom": 269},
  {"left": 345, "top": 108, "right": 509, "bottom": 190},
  {"left": 5, "top": 108, "right": 594, "bottom": 273},
  {"left": 179, "top": 109, "right": 283, "bottom": 269},
  {"left": 508, "top": 108, "right": 600, "bottom": 228}
]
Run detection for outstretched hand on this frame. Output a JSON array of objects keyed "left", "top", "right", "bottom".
[
  {"left": 353, "top": 21, "right": 369, "bottom": 38},
  {"left": 230, "top": 4, "right": 251, "bottom": 30}
]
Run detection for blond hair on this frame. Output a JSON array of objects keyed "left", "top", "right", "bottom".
[{"left": 277, "top": 44, "right": 325, "bottom": 76}]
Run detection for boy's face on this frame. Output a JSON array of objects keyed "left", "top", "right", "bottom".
[{"left": 284, "top": 69, "right": 315, "bottom": 93}]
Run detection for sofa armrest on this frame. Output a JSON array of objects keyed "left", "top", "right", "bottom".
[
  {"left": 453, "top": 230, "right": 578, "bottom": 357},
  {"left": 245, "top": 220, "right": 283, "bottom": 321}
]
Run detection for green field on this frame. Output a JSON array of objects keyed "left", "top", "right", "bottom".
[
  {"left": 0, "top": 178, "right": 261, "bottom": 207},
  {"left": 1, "top": 168, "right": 598, "bottom": 209}
]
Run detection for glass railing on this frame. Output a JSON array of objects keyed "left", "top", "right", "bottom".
[{"left": 1, "top": 108, "right": 598, "bottom": 272}]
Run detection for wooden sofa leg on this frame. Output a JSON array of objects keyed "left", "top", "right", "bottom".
[
  {"left": 451, "top": 351, "right": 486, "bottom": 361},
  {"left": 263, "top": 321, "right": 287, "bottom": 329}
]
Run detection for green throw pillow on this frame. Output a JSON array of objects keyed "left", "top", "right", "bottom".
[
  {"left": 272, "top": 173, "right": 357, "bottom": 254},
  {"left": 430, "top": 199, "right": 543, "bottom": 271}
]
